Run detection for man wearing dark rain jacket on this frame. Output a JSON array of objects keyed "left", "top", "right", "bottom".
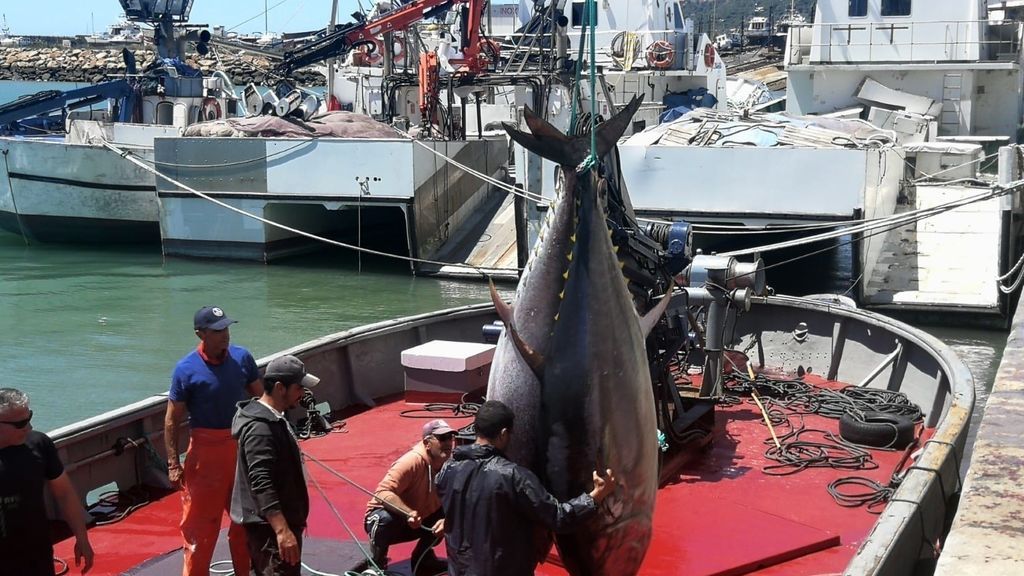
[
  {"left": 436, "top": 400, "right": 617, "bottom": 576},
  {"left": 230, "top": 355, "right": 320, "bottom": 576}
]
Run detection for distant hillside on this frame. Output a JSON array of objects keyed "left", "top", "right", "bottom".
[{"left": 682, "top": 0, "right": 817, "bottom": 36}]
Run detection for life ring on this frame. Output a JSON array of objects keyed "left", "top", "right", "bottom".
[
  {"left": 646, "top": 40, "right": 675, "bottom": 69},
  {"left": 200, "top": 97, "right": 222, "bottom": 121},
  {"left": 356, "top": 41, "right": 383, "bottom": 66},
  {"left": 838, "top": 411, "right": 916, "bottom": 449},
  {"left": 703, "top": 43, "right": 717, "bottom": 68}
]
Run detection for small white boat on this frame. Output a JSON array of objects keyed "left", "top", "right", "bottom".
[{"left": 0, "top": 14, "right": 26, "bottom": 47}]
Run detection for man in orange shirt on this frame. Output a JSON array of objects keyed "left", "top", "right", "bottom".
[{"left": 355, "top": 419, "right": 454, "bottom": 575}]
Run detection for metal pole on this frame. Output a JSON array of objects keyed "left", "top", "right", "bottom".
[{"left": 327, "top": 0, "right": 339, "bottom": 109}]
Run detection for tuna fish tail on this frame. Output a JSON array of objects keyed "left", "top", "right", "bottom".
[{"left": 503, "top": 96, "right": 645, "bottom": 169}]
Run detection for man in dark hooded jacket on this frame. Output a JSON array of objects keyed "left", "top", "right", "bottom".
[
  {"left": 230, "top": 355, "right": 320, "bottom": 576},
  {"left": 435, "top": 400, "right": 616, "bottom": 576}
]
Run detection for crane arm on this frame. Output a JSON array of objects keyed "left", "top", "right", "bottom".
[{"left": 276, "top": 0, "right": 463, "bottom": 75}]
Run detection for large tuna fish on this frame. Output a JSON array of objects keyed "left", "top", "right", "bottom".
[{"left": 489, "top": 95, "right": 664, "bottom": 576}]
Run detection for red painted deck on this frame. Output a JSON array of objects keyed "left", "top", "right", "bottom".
[{"left": 53, "top": 376, "right": 924, "bottom": 576}]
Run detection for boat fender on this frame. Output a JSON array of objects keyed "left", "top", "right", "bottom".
[
  {"left": 646, "top": 40, "right": 675, "bottom": 69},
  {"left": 838, "top": 411, "right": 915, "bottom": 449},
  {"left": 200, "top": 97, "right": 222, "bottom": 121}
]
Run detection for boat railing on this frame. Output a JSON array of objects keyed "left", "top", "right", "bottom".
[
  {"left": 785, "top": 19, "right": 1022, "bottom": 66},
  {"left": 535, "top": 28, "right": 699, "bottom": 72}
]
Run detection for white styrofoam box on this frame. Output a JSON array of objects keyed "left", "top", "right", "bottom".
[{"left": 401, "top": 340, "right": 496, "bottom": 372}]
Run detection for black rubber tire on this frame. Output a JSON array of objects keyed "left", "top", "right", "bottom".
[{"left": 839, "top": 411, "right": 915, "bottom": 449}]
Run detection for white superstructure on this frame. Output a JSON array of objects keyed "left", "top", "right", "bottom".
[{"left": 786, "top": 0, "right": 1022, "bottom": 138}]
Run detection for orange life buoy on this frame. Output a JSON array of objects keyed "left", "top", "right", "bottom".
[
  {"left": 200, "top": 97, "right": 222, "bottom": 121},
  {"left": 703, "top": 43, "right": 717, "bottom": 68},
  {"left": 356, "top": 42, "right": 383, "bottom": 65},
  {"left": 646, "top": 40, "right": 675, "bottom": 69},
  {"left": 356, "top": 38, "right": 406, "bottom": 65}
]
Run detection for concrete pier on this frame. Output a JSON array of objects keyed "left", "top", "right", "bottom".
[{"left": 935, "top": 296, "right": 1024, "bottom": 574}]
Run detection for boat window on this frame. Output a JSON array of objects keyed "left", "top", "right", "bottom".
[
  {"left": 571, "top": 0, "right": 598, "bottom": 28},
  {"left": 849, "top": 0, "right": 867, "bottom": 17},
  {"left": 881, "top": 0, "right": 911, "bottom": 16},
  {"left": 155, "top": 101, "right": 174, "bottom": 126}
]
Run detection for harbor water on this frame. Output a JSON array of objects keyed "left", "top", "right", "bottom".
[{"left": 0, "top": 81, "right": 1004, "bottom": 465}]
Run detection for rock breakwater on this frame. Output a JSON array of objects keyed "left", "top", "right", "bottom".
[{"left": 0, "top": 47, "right": 324, "bottom": 86}]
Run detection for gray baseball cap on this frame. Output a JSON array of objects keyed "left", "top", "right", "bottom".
[{"left": 264, "top": 355, "right": 320, "bottom": 388}]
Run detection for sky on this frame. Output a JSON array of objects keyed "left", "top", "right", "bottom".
[{"left": 1, "top": 0, "right": 363, "bottom": 37}]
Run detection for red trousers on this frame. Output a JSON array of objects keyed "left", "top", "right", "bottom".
[{"left": 180, "top": 428, "right": 249, "bottom": 576}]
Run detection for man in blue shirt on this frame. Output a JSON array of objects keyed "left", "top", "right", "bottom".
[{"left": 165, "top": 306, "right": 262, "bottom": 576}]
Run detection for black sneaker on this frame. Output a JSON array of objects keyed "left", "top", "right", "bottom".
[
  {"left": 415, "top": 555, "right": 449, "bottom": 576},
  {"left": 350, "top": 557, "right": 389, "bottom": 574}
]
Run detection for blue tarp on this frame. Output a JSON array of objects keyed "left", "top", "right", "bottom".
[
  {"left": 661, "top": 88, "right": 718, "bottom": 123},
  {"left": 659, "top": 105, "right": 692, "bottom": 123}
]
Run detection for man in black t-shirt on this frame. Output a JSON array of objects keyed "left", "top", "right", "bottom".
[{"left": 0, "top": 388, "right": 95, "bottom": 575}]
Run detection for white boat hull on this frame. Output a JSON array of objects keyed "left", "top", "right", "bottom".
[
  {"left": 0, "top": 137, "right": 160, "bottom": 243},
  {"left": 153, "top": 136, "right": 508, "bottom": 266}
]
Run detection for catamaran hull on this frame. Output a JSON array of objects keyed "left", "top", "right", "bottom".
[{"left": 0, "top": 137, "right": 159, "bottom": 243}]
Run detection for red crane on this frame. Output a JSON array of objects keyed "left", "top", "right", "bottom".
[{"left": 275, "top": 0, "right": 498, "bottom": 76}]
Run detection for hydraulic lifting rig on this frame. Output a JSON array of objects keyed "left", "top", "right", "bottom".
[
  {"left": 273, "top": 0, "right": 499, "bottom": 124},
  {"left": 276, "top": 0, "right": 497, "bottom": 75}
]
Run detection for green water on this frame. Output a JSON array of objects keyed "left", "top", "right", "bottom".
[{"left": 0, "top": 234, "right": 497, "bottom": 432}]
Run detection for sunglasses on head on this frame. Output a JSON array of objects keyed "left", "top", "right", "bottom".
[
  {"left": 1, "top": 410, "right": 32, "bottom": 429},
  {"left": 433, "top": 432, "right": 455, "bottom": 442}
]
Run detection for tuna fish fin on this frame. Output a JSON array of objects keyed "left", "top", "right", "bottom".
[
  {"left": 489, "top": 280, "right": 546, "bottom": 375},
  {"left": 640, "top": 288, "right": 675, "bottom": 337},
  {"left": 508, "top": 324, "right": 545, "bottom": 377},
  {"left": 595, "top": 95, "right": 644, "bottom": 158},
  {"left": 489, "top": 279, "right": 514, "bottom": 325}
]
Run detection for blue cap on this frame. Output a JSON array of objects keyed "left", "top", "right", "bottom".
[{"left": 194, "top": 306, "right": 237, "bottom": 331}]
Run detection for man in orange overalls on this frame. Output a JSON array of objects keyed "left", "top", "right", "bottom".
[{"left": 165, "top": 306, "right": 262, "bottom": 576}]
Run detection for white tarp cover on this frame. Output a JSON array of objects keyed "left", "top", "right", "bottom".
[{"left": 903, "top": 142, "right": 983, "bottom": 155}]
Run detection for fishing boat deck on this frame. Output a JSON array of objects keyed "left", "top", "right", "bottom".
[{"left": 53, "top": 375, "right": 929, "bottom": 576}]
